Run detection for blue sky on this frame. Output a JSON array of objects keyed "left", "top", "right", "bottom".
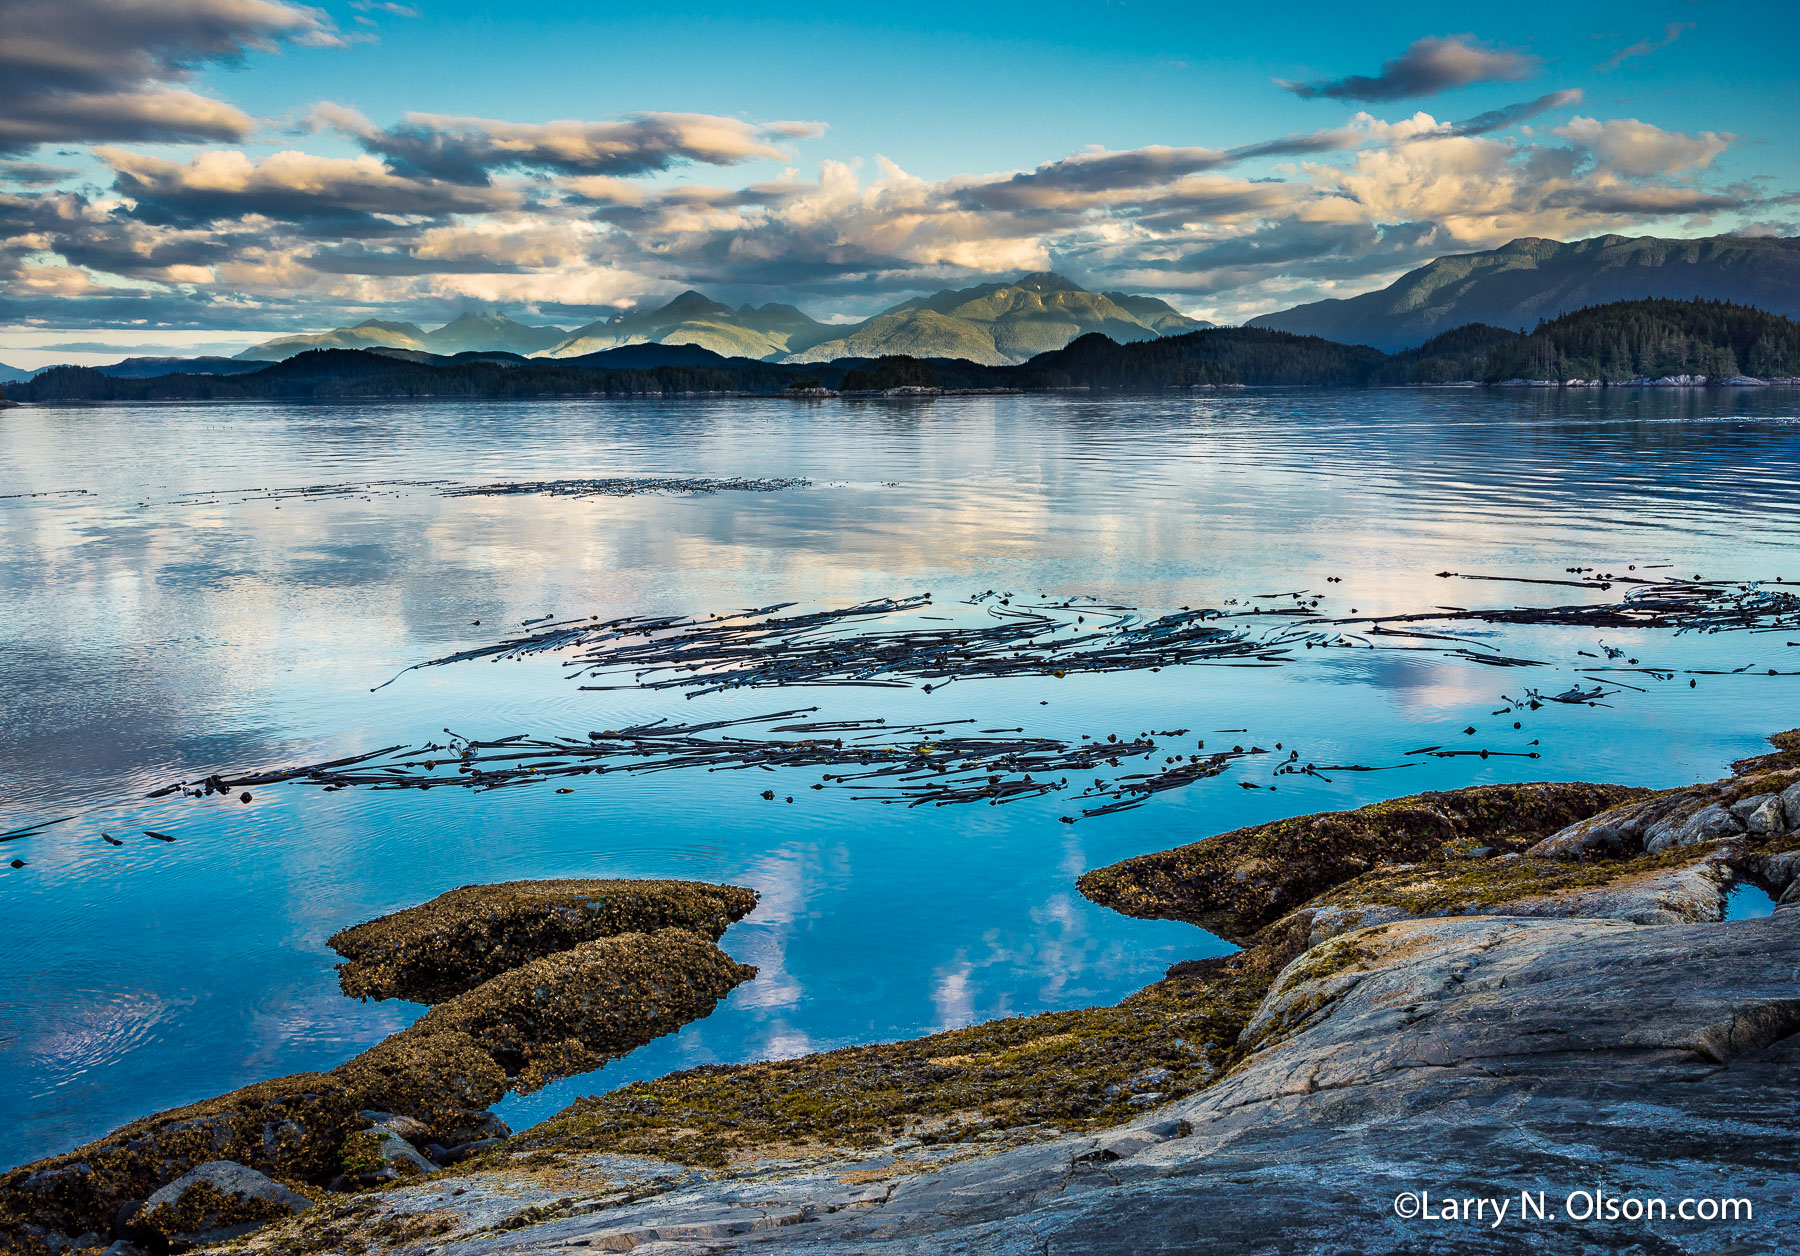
[{"left": 2, "top": 0, "right": 1796, "bottom": 364}]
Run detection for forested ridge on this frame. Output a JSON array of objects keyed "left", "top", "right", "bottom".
[{"left": 11, "top": 299, "right": 1799, "bottom": 402}]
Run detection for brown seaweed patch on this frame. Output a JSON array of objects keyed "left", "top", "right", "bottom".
[
  {"left": 408, "top": 929, "right": 757, "bottom": 1092},
  {"left": 329, "top": 879, "right": 759, "bottom": 1003},
  {"left": 1078, "top": 781, "right": 1644, "bottom": 943}
]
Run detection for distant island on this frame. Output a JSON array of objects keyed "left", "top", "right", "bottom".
[{"left": 8, "top": 299, "right": 1799, "bottom": 403}]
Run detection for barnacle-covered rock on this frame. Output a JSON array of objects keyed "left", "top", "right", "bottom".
[{"left": 329, "top": 879, "right": 759, "bottom": 1003}]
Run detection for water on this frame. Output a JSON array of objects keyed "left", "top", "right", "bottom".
[{"left": 2, "top": 387, "right": 1797, "bottom": 1170}]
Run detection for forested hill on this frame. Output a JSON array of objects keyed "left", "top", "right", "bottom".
[
  {"left": 1478, "top": 299, "right": 1800, "bottom": 383},
  {"left": 10, "top": 299, "right": 1800, "bottom": 402}
]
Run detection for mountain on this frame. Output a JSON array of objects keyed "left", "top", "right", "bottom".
[
  {"left": 785, "top": 272, "right": 1210, "bottom": 366},
  {"left": 97, "top": 356, "right": 270, "bottom": 378},
  {"left": 1249, "top": 234, "right": 1800, "bottom": 351},
  {"left": 421, "top": 311, "right": 567, "bottom": 356},
  {"left": 238, "top": 312, "right": 567, "bottom": 361},
  {"left": 0, "top": 360, "right": 35, "bottom": 384},
  {"left": 542, "top": 291, "right": 832, "bottom": 360}
]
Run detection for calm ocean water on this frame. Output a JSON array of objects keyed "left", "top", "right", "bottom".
[{"left": 2, "top": 386, "right": 1798, "bottom": 1168}]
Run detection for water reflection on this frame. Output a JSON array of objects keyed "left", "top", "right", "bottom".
[{"left": 2, "top": 388, "right": 1798, "bottom": 1167}]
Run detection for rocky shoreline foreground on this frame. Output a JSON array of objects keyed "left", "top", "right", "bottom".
[{"left": 8, "top": 733, "right": 1800, "bottom": 1254}]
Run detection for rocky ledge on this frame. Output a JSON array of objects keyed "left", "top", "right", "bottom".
[{"left": 190, "top": 728, "right": 1800, "bottom": 1255}]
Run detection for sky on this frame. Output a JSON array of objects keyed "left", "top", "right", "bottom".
[{"left": 2, "top": 0, "right": 1797, "bottom": 365}]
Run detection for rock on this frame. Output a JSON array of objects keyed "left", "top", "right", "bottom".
[
  {"left": 1642, "top": 801, "right": 1742, "bottom": 853},
  {"left": 406, "top": 928, "right": 756, "bottom": 1092},
  {"left": 103, "top": 1243, "right": 146, "bottom": 1256},
  {"left": 441, "top": 1110, "right": 512, "bottom": 1148},
  {"left": 1784, "top": 780, "right": 1800, "bottom": 826},
  {"left": 248, "top": 911, "right": 1800, "bottom": 1255},
  {"left": 329, "top": 878, "right": 760, "bottom": 1003},
  {"left": 1732, "top": 792, "right": 1787, "bottom": 835},
  {"left": 357, "top": 1111, "right": 432, "bottom": 1144},
  {"left": 134, "top": 1161, "right": 310, "bottom": 1248},
  {"left": 433, "top": 1138, "right": 503, "bottom": 1166},
  {"left": 337, "top": 1129, "right": 435, "bottom": 1184},
  {"left": 1079, "top": 782, "right": 1642, "bottom": 942}
]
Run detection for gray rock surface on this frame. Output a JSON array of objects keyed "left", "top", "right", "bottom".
[
  {"left": 226, "top": 906, "right": 1800, "bottom": 1255},
  {"left": 139, "top": 1160, "right": 310, "bottom": 1246}
]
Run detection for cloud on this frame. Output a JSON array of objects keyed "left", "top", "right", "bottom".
[
  {"left": 1, "top": 97, "right": 1773, "bottom": 335},
  {"left": 1553, "top": 116, "right": 1734, "bottom": 176},
  {"left": 1279, "top": 36, "right": 1539, "bottom": 102},
  {"left": 0, "top": 0, "right": 343, "bottom": 155},
  {"left": 98, "top": 146, "right": 516, "bottom": 225},
  {"left": 0, "top": 160, "right": 78, "bottom": 187},
  {"left": 1435, "top": 89, "right": 1584, "bottom": 138},
  {"left": 312, "top": 105, "right": 825, "bottom": 184},
  {"left": 350, "top": 0, "right": 421, "bottom": 14},
  {"left": 1596, "top": 22, "right": 1693, "bottom": 72}
]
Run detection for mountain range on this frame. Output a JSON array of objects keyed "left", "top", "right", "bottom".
[
  {"left": 235, "top": 274, "right": 1208, "bottom": 366},
  {"left": 65, "top": 233, "right": 1800, "bottom": 373},
  {"left": 237, "top": 311, "right": 569, "bottom": 360},
  {"left": 783, "top": 273, "right": 1210, "bottom": 365},
  {"left": 1249, "top": 234, "right": 1800, "bottom": 351}
]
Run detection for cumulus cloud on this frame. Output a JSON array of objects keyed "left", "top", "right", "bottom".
[
  {"left": 1596, "top": 22, "right": 1693, "bottom": 72},
  {"left": 1279, "top": 36, "right": 1539, "bottom": 102},
  {"left": 1553, "top": 116, "right": 1734, "bottom": 176},
  {"left": 312, "top": 105, "right": 825, "bottom": 184},
  {"left": 2, "top": 95, "right": 1771, "bottom": 334},
  {"left": 0, "top": 0, "right": 343, "bottom": 155}
]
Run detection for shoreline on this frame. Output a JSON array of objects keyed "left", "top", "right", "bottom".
[{"left": 8, "top": 729, "right": 1798, "bottom": 1252}]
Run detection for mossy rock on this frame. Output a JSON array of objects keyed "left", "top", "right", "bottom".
[
  {"left": 330, "top": 879, "right": 760, "bottom": 1003},
  {"left": 1078, "top": 781, "right": 1645, "bottom": 943},
  {"left": 1730, "top": 727, "right": 1800, "bottom": 777},
  {"left": 0, "top": 1073, "right": 356, "bottom": 1249},
  {"left": 408, "top": 928, "right": 757, "bottom": 1092},
  {"left": 514, "top": 951, "right": 1282, "bottom": 1169}
]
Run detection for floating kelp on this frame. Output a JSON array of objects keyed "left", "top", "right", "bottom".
[
  {"left": 331, "top": 878, "right": 760, "bottom": 1003},
  {"left": 380, "top": 593, "right": 1323, "bottom": 697},
  {"left": 441, "top": 475, "right": 808, "bottom": 499},
  {"left": 170, "top": 479, "right": 450, "bottom": 505},
  {"left": 383, "top": 576, "right": 1795, "bottom": 702},
  {"left": 163, "top": 710, "right": 1268, "bottom": 820},
  {"left": 1377, "top": 575, "right": 1800, "bottom": 634}
]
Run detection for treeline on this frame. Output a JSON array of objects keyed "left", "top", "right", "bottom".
[
  {"left": 1476, "top": 299, "right": 1800, "bottom": 382},
  {"left": 13, "top": 299, "right": 1800, "bottom": 403},
  {"left": 15, "top": 352, "right": 749, "bottom": 402}
]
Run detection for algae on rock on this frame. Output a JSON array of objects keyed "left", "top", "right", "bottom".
[{"left": 330, "top": 878, "right": 760, "bottom": 1003}]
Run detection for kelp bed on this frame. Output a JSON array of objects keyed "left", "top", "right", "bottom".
[
  {"left": 441, "top": 476, "right": 808, "bottom": 500},
  {"left": 381, "top": 576, "right": 1800, "bottom": 700},
  {"left": 146, "top": 476, "right": 810, "bottom": 508},
  {"left": 156, "top": 710, "right": 1272, "bottom": 822},
  {"left": 127, "top": 573, "right": 1800, "bottom": 826}
]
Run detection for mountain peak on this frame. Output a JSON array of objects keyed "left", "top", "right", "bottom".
[
  {"left": 657, "top": 289, "right": 733, "bottom": 317},
  {"left": 1014, "top": 271, "right": 1085, "bottom": 293}
]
